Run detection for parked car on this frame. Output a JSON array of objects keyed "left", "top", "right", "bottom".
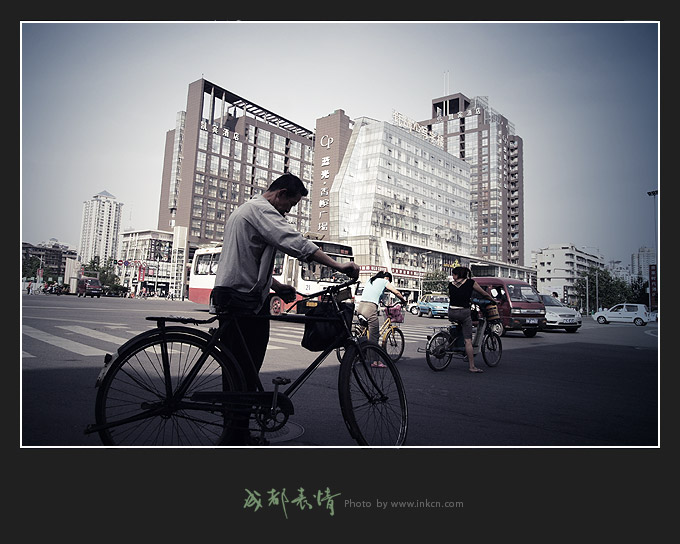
[
  {"left": 473, "top": 277, "right": 546, "bottom": 337},
  {"left": 539, "top": 294, "right": 582, "bottom": 333},
  {"left": 76, "top": 277, "right": 102, "bottom": 298},
  {"left": 417, "top": 294, "right": 449, "bottom": 318},
  {"left": 592, "top": 304, "right": 650, "bottom": 326},
  {"left": 407, "top": 302, "right": 420, "bottom": 315}
]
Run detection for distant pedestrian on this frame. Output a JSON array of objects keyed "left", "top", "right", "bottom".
[{"left": 27, "top": 282, "right": 32, "bottom": 295}]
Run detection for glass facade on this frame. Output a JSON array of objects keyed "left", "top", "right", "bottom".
[{"left": 329, "top": 117, "right": 471, "bottom": 280}]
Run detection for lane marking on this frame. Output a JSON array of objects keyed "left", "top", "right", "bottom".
[{"left": 22, "top": 325, "right": 107, "bottom": 357}]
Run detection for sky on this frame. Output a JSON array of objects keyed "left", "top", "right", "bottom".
[{"left": 20, "top": 21, "right": 660, "bottom": 267}]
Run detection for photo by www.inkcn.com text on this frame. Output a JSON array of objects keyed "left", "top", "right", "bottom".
[{"left": 344, "top": 498, "right": 464, "bottom": 510}]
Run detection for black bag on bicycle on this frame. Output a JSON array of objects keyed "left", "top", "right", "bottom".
[{"left": 301, "top": 299, "right": 354, "bottom": 352}]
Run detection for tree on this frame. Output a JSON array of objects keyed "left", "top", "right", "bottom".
[
  {"left": 630, "top": 276, "right": 650, "bottom": 306},
  {"left": 422, "top": 270, "right": 448, "bottom": 293},
  {"left": 575, "top": 267, "right": 635, "bottom": 313},
  {"left": 22, "top": 256, "right": 41, "bottom": 279},
  {"left": 98, "top": 258, "right": 121, "bottom": 289},
  {"left": 83, "top": 257, "right": 120, "bottom": 290}
]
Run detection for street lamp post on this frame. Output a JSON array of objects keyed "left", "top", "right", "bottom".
[
  {"left": 647, "top": 190, "right": 658, "bottom": 311},
  {"left": 647, "top": 190, "right": 658, "bottom": 249}
]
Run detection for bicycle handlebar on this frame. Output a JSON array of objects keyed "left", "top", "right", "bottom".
[{"left": 295, "top": 278, "right": 359, "bottom": 300}]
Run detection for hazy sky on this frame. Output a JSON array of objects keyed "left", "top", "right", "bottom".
[{"left": 20, "top": 21, "right": 659, "bottom": 267}]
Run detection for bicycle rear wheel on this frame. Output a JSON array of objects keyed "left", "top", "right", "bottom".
[
  {"left": 381, "top": 327, "right": 405, "bottom": 362},
  {"left": 94, "top": 330, "right": 246, "bottom": 446},
  {"left": 425, "top": 331, "right": 453, "bottom": 371},
  {"left": 338, "top": 342, "right": 408, "bottom": 446},
  {"left": 481, "top": 331, "right": 502, "bottom": 367}
]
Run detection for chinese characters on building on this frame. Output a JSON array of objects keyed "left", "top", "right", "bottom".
[
  {"left": 317, "top": 145, "right": 332, "bottom": 233},
  {"left": 200, "top": 120, "right": 240, "bottom": 141}
]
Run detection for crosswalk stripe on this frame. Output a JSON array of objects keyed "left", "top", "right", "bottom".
[
  {"left": 268, "top": 334, "right": 304, "bottom": 346},
  {"left": 22, "top": 322, "right": 428, "bottom": 358},
  {"left": 22, "top": 325, "right": 108, "bottom": 357},
  {"left": 56, "top": 325, "right": 131, "bottom": 345}
]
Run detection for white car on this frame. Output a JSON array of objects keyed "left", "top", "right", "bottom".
[
  {"left": 407, "top": 302, "right": 420, "bottom": 315},
  {"left": 592, "top": 303, "right": 650, "bottom": 326},
  {"left": 539, "top": 295, "right": 582, "bottom": 333}
]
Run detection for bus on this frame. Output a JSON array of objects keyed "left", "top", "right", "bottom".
[{"left": 188, "top": 240, "right": 355, "bottom": 313}]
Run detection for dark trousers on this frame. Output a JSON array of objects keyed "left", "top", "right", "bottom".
[{"left": 218, "top": 303, "right": 270, "bottom": 444}]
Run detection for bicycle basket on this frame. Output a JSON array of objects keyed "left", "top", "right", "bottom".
[
  {"left": 301, "top": 300, "right": 354, "bottom": 352},
  {"left": 482, "top": 302, "right": 501, "bottom": 323},
  {"left": 384, "top": 305, "right": 404, "bottom": 323}
]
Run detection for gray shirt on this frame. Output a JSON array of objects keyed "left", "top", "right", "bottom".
[{"left": 214, "top": 194, "right": 320, "bottom": 311}]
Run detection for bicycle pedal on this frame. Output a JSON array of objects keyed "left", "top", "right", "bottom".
[{"left": 272, "top": 377, "right": 291, "bottom": 386}]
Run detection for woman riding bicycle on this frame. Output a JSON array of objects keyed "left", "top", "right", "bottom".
[
  {"left": 447, "top": 266, "right": 496, "bottom": 373},
  {"left": 356, "top": 271, "right": 407, "bottom": 367}
]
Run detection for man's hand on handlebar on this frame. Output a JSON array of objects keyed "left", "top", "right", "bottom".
[
  {"left": 338, "top": 261, "right": 360, "bottom": 280},
  {"left": 271, "top": 281, "right": 297, "bottom": 304}
]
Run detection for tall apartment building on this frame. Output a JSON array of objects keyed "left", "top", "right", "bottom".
[
  {"left": 78, "top": 190, "right": 123, "bottom": 264},
  {"left": 420, "top": 94, "right": 524, "bottom": 266},
  {"left": 631, "top": 246, "right": 656, "bottom": 284},
  {"left": 157, "top": 79, "right": 315, "bottom": 246}
]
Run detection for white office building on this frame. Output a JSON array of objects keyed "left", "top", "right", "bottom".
[{"left": 533, "top": 243, "right": 604, "bottom": 302}]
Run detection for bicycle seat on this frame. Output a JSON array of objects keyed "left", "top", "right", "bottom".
[{"left": 357, "top": 314, "right": 369, "bottom": 326}]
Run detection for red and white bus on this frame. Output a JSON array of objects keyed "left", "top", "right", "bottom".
[{"left": 188, "top": 240, "right": 355, "bottom": 312}]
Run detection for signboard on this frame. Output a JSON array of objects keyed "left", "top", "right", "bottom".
[{"left": 392, "top": 110, "right": 444, "bottom": 149}]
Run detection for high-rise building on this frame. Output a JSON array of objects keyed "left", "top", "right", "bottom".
[
  {"left": 78, "top": 190, "right": 123, "bottom": 264},
  {"left": 157, "top": 79, "right": 315, "bottom": 246},
  {"left": 631, "top": 246, "right": 656, "bottom": 284},
  {"left": 155, "top": 80, "right": 535, "bottom": 300},
  {"left": 314, "top": 109, "right": 533, "bottom": 299},
  {"left": 420, "top": 94, "right": 524, "bottom": 266}
]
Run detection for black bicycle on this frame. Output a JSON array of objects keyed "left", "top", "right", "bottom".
[
  {"left": 84, "top": 279, "right": 408, "bottom": 447},
  {"left": 422, "top": 299, "right": 503, "bottom": 371}
]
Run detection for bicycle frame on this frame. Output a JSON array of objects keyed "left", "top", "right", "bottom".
[
  {"left": 426, "top": 314, "right": 489, "bottom": 358},
  {"left": 169, "top": 285, "right": 361, "bottom": 401},
  {"left": 355, "top": 305, "right": 400, "bottom": 340},
  {"left": 86, "top": 279, "right": 381, "bottom": 437}
]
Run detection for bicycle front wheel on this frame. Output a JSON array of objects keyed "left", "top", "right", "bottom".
[
  {"left": 425, "top": 331, "right": 453, "bottom": 371},
  {"left": 381, "top": 327, "right": 405, "bottom": 362},
  {"left": 481, "top": 331, "right": 502, "bottom": 367},
  {"left": 338, "top": 342, "right": 408, "bottom": 446},
  {"left": 94, "top": 330, "right": 246, "bottom": 446},
  {"left": 336, "top": 323, "right": 365, "bottom": 363}
]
